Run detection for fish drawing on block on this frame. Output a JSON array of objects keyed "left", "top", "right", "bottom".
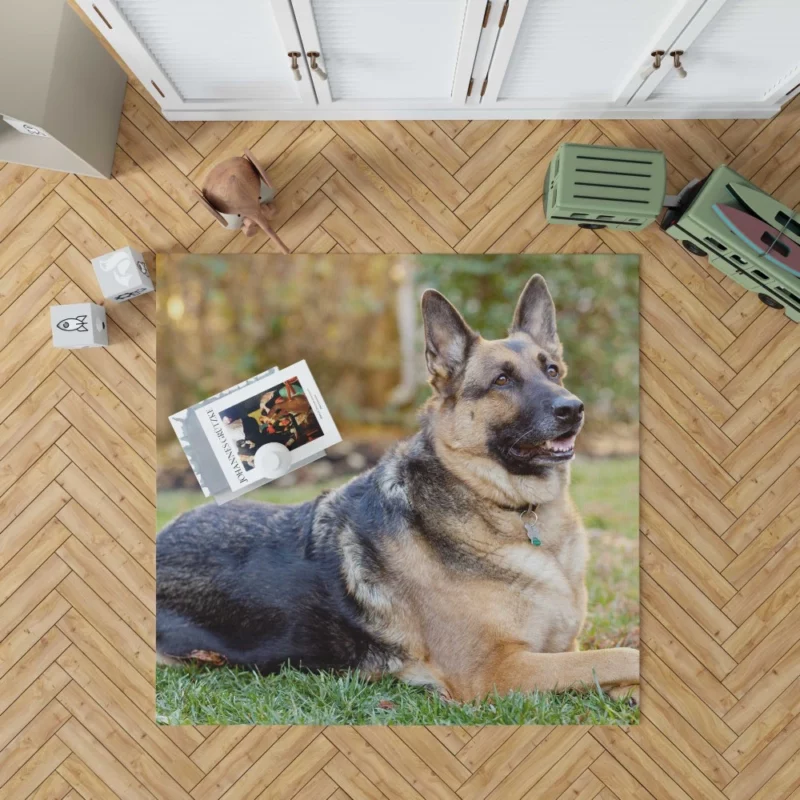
[
  {"left": 56, "top": 315, "right": 89, "bottom": 332},
  {"left": 713, "top": 204, "right": 800, "bottom": 277},
  {"left": 727, "top": 183, "right": 800, "bottom": 246}
]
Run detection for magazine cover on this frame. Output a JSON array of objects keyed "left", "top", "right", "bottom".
[{"left": 196, "top": 361, "right": 341, "bottom": 491}]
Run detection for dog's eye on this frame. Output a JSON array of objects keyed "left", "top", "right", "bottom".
[
  {"left": 547, "top": 364, "right": 559, "bottom": 378},
  {"left": 494, "top": 374, "right": 510, "bottom": 386}
]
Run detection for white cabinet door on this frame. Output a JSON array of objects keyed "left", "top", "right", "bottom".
[
  {"left": 479, "top": 0, "right": 706, "bottom": 111},
  {"left": 631, "top": 0, "right": 800, "bottom": 110},
  {"left": 290, "top": 0, "right": 487, "bottom": 108},
  {"left": 76, "top": 0, "right": 317, "bottom": 112}
]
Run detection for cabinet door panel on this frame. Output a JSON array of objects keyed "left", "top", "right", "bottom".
[
  {"left": 485, "top": 0, "right": 695, "bottom": 107},
  {"left": 292, "top": 0, "right": 485, "bottom": 107},
  {"left": 645, "top": 0, "right": 800, "bottom": 104},
  {"left": 81, "top": 0, "right": 315, "bottom": 109}
]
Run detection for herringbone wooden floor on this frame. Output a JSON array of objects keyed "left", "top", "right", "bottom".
[{"left": 2, "top": 67, "right": 800, "bottom": 798}]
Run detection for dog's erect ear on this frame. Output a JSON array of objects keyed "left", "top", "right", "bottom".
[
  {"left": 510, "top": 275, "right": 561, "bottom": 355},
  {"left": 422, "top": 289, "right": 476, "bottom": 392}
]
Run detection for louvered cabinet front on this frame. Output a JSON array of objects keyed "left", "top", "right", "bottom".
[
  {"left": 78, "top": 0, "right": 316, "bottom": 112},
  {"left": 290, "top": 0, "right": 486, "bottom": 108},
  {"left": 484, "top": 0, "right": 687, "bottom": 107},
  {"left": 637, "top": 0, "right": 800, "bottom": 107},
  {"left": 73, "top": 0, "right": 799, "bottom": 119}
]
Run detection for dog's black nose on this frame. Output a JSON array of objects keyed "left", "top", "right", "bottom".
[{"left": 552, "top": 396, "right": 584, "bottom": 422}]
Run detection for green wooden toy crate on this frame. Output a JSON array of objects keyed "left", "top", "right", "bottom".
[
  {"left": 661, "top": 165, "right": 800, "bottom": 322},
  {"left": 543, "top": 143, "right": 667, "bottom": 231}
]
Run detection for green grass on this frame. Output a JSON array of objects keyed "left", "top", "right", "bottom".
[
  {"left": 156, "top": 663, "right": 638, "bottom": 726},
  {"left": 156, "top": 456, "right": 639, "bottom": 726}
]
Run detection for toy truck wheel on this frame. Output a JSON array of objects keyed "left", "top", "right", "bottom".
[
  {"left": 578, "top": 223, "right": 606, "bottom": 230},
  {"left": 758, "top": 293, "right": 784, "bottom": 310},
  {"left": 682, "top": 240, "right": 707, "bottom": 257}
]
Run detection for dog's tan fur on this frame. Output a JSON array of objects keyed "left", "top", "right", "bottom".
[{"left": 347, "top": 279, "right": 639, "bottom": 701}]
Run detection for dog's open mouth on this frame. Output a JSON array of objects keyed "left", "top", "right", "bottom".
[{"left": 510, "top": 431, "right": 578, "bottom": 462}]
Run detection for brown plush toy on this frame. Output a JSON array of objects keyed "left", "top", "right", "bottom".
[{"left": 196, "top": 148, "right": 289, "bottom": 254}]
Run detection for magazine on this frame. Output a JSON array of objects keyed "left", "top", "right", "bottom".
[{"left": 170, "top": 361, "right": 341, "bottom": 503}]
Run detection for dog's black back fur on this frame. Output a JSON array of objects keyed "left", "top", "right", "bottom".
[
  {"left": 156, "top": 458, "right": 418, "bottom": 673},
  {"left": 159, "top": 493, "right": 376, "bottom": 671}
]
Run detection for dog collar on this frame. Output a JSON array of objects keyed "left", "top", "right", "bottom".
[{"left": 495, "top": 501, "right": 538, "bottom": 515}]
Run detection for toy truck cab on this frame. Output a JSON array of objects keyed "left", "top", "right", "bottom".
[{"left": 660, "top": 165, "right": 800, "bottom": 322}]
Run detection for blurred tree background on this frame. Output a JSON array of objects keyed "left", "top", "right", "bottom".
[{"left": 157, "top": 253, "right": 638, "bottom": 484}]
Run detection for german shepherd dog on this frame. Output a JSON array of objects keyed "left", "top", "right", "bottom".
[{"left": 157, "top": 275, "right": 639, "bottom": 702}]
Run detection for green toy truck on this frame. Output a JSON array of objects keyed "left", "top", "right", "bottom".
[{"left": 544, "top": 142, "right": 799, "bottom": 322}]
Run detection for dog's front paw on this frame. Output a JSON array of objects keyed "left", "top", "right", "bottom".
[
  {"left": 607, "top": 684, "right": 639, "bottom": 706},
  {"left": 189, "top": 649, "right": 228, "bottom": 666}
]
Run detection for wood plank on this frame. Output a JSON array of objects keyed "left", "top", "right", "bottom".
[
  {"left": 641, "top": 429, "right": 736, "bottom": 535},
  {"left": 0, "top": 228, "right": 68, "bottom": 316},
  {"left": 322, "top": 208, "right": 377, "bottom": 253},
  {"left": 56, "top": 717, "right": 158, "bottom": 800},
  {"left": 321, "top": 172, "right": 415, "bottom": 252},
  {"left": 56, "top": 672, "right": 202, "bottom": 794},
  {"left": 77, "top": 172, "right": 184, "bottom": 254},
  {"left": 0, "top": 163, "right": 36, "bottom": 206},
  {"left": 322, "top": 138, "right": 451, "bottom": 252},
  {"left": 723, "top": 530, "right": 800, "bottom": 623},
  {"left": 641, "top": 392, "right": 736, "bottom": 501},
  {"left": 188, "top": 727, "right": 288, "bottom": 800},
  {"left": 0, "top": 445, "right": 68, "bottom": 537},
  {"left": 57, "top": 499, "right": 155, "bottom": 609},
  {"left": 0, "top": 192, "right": 69, "bottom": 280},
  {"left": 56, "top": 535, "right": 153, "bottom": 642},
  {"left": 56, "top": 573, "right": 153, "bottom": 681},
  {"left": 330, "top": 121, "right": 468, "bottom": 246},
  {"left": 364, "top": 120, "right": 469, "bottom": 209},
  {"left": 55, "top": 174, "right": 147, "bottom": 253},
  {"left": 122, "top": 85, "right": 201, "bottom": 175},
  {"left": 111, "top": 147, "right": 203, "bottom": 248},
  {"left": 3, "top": 86, "right": 800, "bottom": 800},
  {"left": 638, "top": 678, "right": 737, "bottom": 790},
  {"left": 116, "top": 115, "right": 200, "bottom": 211},
  {"left": 454, "top": 121, "right": 505, "bottom": 156},
  {"left": 0, "top": 264, "right": 69, "bottom": 349},
  {"left": 0, "top": 554, "right": 69, "bottom": 642},
  {"left": 0, "top": 169, "right": 65, "bottom": 243},
  {"left": 453, "top": 121, "right": 538, "bottom": 192},
  {"left": 0, "top": 694, "right": 71, "bottom": 786},
  {"left": 641, "top": 500, "right": 735, "bottom": 608},
  {"left": 455, "top": 120, "right": 576, "bottom": 230},
  {"left": 266, "top": 121, "right": 336, "bottom": 190},
  {"left": 400, "top": 121, "right": 469, "bottom": 174},
  {"left": 722, "top": 388, "right": 800, "bottom": 479},
  {"left": 640, "top": 356, "right": 735, "bottom": 463},
  {"left": 0, "top": 486, "right": 70, "bottom": 570}
]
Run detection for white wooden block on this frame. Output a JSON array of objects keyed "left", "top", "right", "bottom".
[
  {"left": 91, "top": 246, "right": 154, "bottom": 302},
  {"left": 51, "top": 303, "right": 108, "bottom": 348}
]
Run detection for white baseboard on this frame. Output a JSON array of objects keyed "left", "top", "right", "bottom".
[{"left": 162, "top": 104, "right": 780, "bottom": 122}]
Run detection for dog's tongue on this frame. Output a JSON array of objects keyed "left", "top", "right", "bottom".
[{"left": 544, "top": 434, "right": 577, "bottom": 453}]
